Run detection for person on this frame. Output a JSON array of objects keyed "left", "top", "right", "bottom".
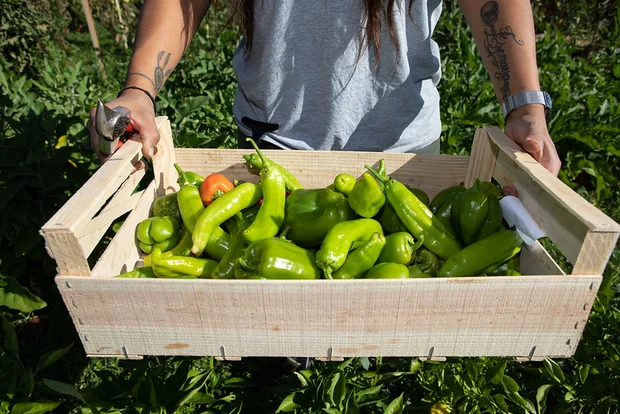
[{"left": 89, "top": 0, "right": 561, "bottom": 176}]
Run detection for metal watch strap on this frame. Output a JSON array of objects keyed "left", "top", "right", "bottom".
[{"left": 501, "top": 90, "right": 552, "bottom": 120}]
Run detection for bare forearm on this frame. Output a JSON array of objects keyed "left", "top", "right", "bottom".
[
  {"left": 124, "top": 0, "right": 211, "bottom": 96},
  {"left": 458, "top": 0, "right": 540, "bottom": 103}
]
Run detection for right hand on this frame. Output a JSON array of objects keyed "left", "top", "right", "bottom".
[{"left": 87, "top": 88, "right": 160, "bottom": 164}]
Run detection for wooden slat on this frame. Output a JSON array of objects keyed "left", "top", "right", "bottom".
[
  {"left": 79, "top": 191, "right": 144, "bottom": 257},
  {"left": 486, "top": 126, "right": 619, "bottom": 233},
  {"left": 153, "top": 116, "right": 179, "bottom": 196},
  {"left": 40, "top": 139, "right": 144, "bottom": 276},
  {"left": 41, "top": 230, "right": 91, "bottom": 276},
  {"left": 77, "top": 168, "right": 146, "bottom": 256},
  {"left": 520, "top": 241, "right": 565, "bottom": 276},
  {"left": 573, "top": 231, "right": 620, "bottom": 275},
  {"left": 174, "top": 149, "right": 470, "bottom": 199},
  {"left": 485, "top": 126, "right": 620, "bottom": 270},
  {"left": 43, "top": 139, "right": 143, "bottom": 232},
  {"left": 464, "top": 128, "right": 499, "bottom": 187},
  {"left": 56, "top": 276, "right": 600, "bottom": 359},
  {"left": 90, "top": 181, "right": 157, "bottom": 278}
]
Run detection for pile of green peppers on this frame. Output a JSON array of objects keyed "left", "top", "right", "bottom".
[{"left": 117, "top": 147, "right": 524, "bottom": 280}]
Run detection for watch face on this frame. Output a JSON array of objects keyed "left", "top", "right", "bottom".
[{"left": 543, "top": 92, "right": 553, "bottom": 112}]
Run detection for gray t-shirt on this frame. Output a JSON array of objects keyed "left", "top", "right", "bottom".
[{"left": 232, "top": 0, "right": 443, "bottom": 152}]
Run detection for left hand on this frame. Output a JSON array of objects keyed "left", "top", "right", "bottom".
[{"left": 504, "top": 104, "right": 561, "bottom": 176}]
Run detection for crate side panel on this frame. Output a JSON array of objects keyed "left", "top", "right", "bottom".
[
  {"left": 43, "top": 140, "right": 144, "bottom": 232},
  {"left": 58, "top": 276, "right": 599, "bottom": 358},
  {"left": 488, "top": 127, "right": 620, "bottom": 270},
  {"left": 90, "top": 180, "right": 157, "bottom": 278},
  {"left": 520, "top": 241, "right": 565, "bottom": 276},
  {"left": 493, "top": 152, "right": 587, "bottom": 264},
  {"left": 464, "top": 128, "right": 499, "bottom": 187},
  {"left": 174, "top": 149, "right": 470, "bottom": 199}
]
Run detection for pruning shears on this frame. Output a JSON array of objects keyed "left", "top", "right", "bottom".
[{"left": 94, "top": 99, "right": 136, "bottom": 155}]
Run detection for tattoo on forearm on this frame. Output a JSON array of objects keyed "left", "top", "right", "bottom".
[
  {"left": 127, "top": 51, "right": 173, "bottom": 93},
  {"left": 480, "top": 1, "right": 524, "bottom": 100}
]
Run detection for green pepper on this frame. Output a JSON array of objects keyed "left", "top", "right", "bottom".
[
  {"left": 283, "top": 188, "right": 354, "bottom": 247},
  {"left": 411, "top": 248, "right": 439, "bottom": 276},
  {"left": 473, "top": 192, "right": 502, "bottom": 242},
  {"left": 331, "top": 233, "right": 386, "bottom": 279},
  {"left": 450, "top": 182, "right": 502, "bottom": 246},
  {"left": 333, "top": 173, "right": 356, "bottom": 197},
  {"left": 365, "top": 164, "right": 461, "bottom": 260},
  {"left": 175, "top": 166, "right": 203, "bottom": 188},
  {"left": 144, "top": 226, "right": 230, "bottom": 266},
  {"left": 233, "top": 260, "right": 259, "bottom": 279},
  {"left": 407, "top": 265, "right": 431, "bottom": 278},
  {"left": 348, "top": 172, "right": 386, "bottom": 218},
  {"left": 433, "top": 196, "right": 458, "bottom": 238},
  {"left": 174, "top": 163, "right": 205, "bottom": 232},
  {"left": 242, "top": 205, "right": 261, "bottom": 224},
  {"left": 152, "top": 192, "right": 181, "bottom": 222},
  {"left": 151, "top": 248, "right": 217, "bottom": 278},
  {"left": 211, "top": 214, "right": 250, "bottom": 279},
  {"left": 115, "top": 266, "right": 156, "bottom": 278},
  {"left": 191, "top": 182, "right": 262, "bottom": 256},
  {"left": 242, "top": 138, "right": 287, "bottom": 244},
  {"left": 438, "top": 230, "right": 523, "bottom": 277},
  {"left": 478, "top": 181, "right": 504, "bottom": 199},
  {"left": 144, "top": 227, "right": 191, "bottom": 266},
  {"left": 485, "top": 254, "right": 520, "bottom": 276},
  {"left": 377, "top": 203, "right": 408, "bottom": 234},
  {"left": 377, "top": 232, "right": 423, "bottom": 265},
  {"left": 429, "top": 185, "right": 466, "bottom": 213},
  {"left": 236, "top": 238, "right": 321, "bottom": 279},
  {"left": 504, "top": 270, "right": 522, "bottom": 276},
  {"left": 450, "top": 189, "right": 488, "bottom": 246},
  {"left": 204, "top": 226, "right": 231, "bottom": 261},
  {"left": 136, "top": 216, "right": 181, "bottom": 254},
  {"left": 243, "top": 153, "right": 303, "bottom": 192},
  {"left": 363, "top": 262, "right": 410, "bottom": 279},
  {"left": 316, "top": 218, "right": 383, "bottom": 278},
  {"left": 406, "top": 186, "right": 430, "bottom": 206}
]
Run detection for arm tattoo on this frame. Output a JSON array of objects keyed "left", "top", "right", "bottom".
[
  {"left": 127, "top": 51, "right": 173, "bottom": 93},
  {"left": 480, "top": 1, "right": 524, "bottom": 100}
]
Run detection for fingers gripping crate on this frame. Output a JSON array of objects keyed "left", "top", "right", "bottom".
[{"left": 40, "top": 117, "right": 620, "bottom": 361}]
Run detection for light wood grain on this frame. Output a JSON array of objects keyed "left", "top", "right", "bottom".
[
  {"left": 43, "top": 139, "right": 143, "bottom": 232},
  {"left": 573, "top": 231, "right": 620, "bottom": 275},
  {"left": 40, "top": 139, "right": 143, "bottom": 276},
  {"left": 486, "top": 126, "right": 620, "bottom": 233},
  {"left": 43, "top": 119, "right": 620, "bottom": 359},
  {"left": 520, "top": 241, "right": 566, "bottom": 276},
  {"left": 90, "top": 181, "right": 157, "bottom": 278},
  {"left": 56, "top": 275, "right": 600, "bottom": 359},
  {"left": 41, "top": 229, "right": 91, "bottom": 276},
  {"left": 153, "top": 116, "right": 179, "bottom": 196},
  {"left": 77, "top": 168, "right": 146, "bottom": 257},
  {"left": 487, "top": 126, "right": 620, "bottom": 272},
  {"left": 464, "top": 128, "right": 499, "bottom": 187},
  {"left": 174, "top": 149, "right": 470, "bottom": 199}
]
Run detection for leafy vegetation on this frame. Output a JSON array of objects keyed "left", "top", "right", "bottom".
[{"left": 1, "top": 0, "right": 619, "bottom": 413}]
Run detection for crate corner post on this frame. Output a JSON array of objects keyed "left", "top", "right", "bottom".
[
  {"left": 153, "top": 116, "right": 179, "bottom": 196},
  {"left": 464, "top": 127, "right": 500, "bottom": 187}
]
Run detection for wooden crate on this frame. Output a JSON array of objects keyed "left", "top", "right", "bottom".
[{"left": 40, "top": 117, "right": 620, "bottom": 361}]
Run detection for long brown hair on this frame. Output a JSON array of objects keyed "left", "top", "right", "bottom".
[{"left": 228, "top": 0, "right": 414, "bottom": 64}]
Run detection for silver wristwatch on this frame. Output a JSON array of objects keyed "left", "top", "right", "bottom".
[{"left": 501, "top": 90, "right": 552, "bottom": 120}]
